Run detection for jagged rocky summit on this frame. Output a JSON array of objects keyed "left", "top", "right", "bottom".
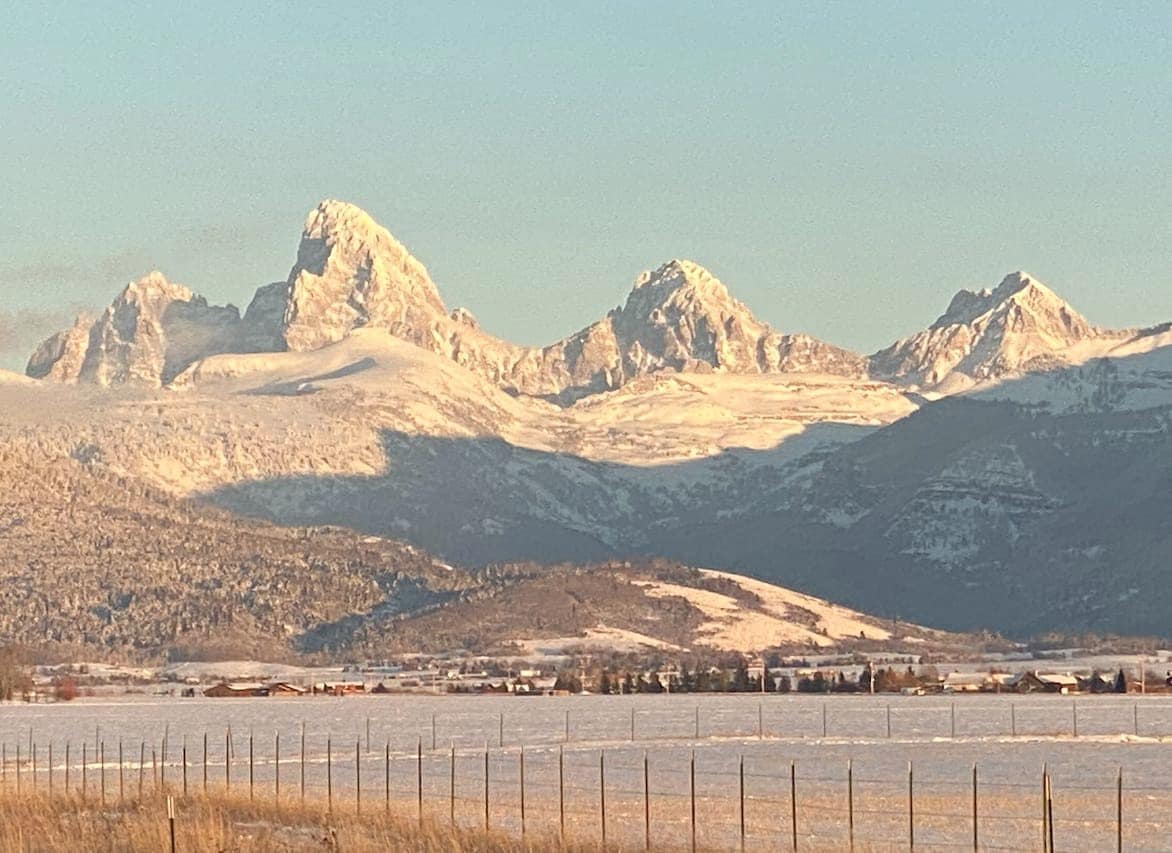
[
  {"left": 25, "top": 272, "right": 254, "bottom": 387},
  {"left": 869, "top": 272, "right": 1129, "bottom": 392},
  {"left": 24, "top": 200, "right": 870, "bottom": 397}
]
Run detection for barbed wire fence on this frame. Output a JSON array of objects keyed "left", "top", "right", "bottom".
[{"left": 2, "top": 698, "right": 1171, "bottom": 851}]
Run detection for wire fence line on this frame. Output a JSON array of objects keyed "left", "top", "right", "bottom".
[
  {"left": 3, "top": 697, "right": 1170, "bottom": 760},
  {"left": 0, "top": 728, "right": 1168, "bottom": 852}
]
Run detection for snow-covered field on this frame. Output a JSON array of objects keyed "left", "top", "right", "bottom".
[{"left": 2, "top": 695, "right": 1171, "bottom": 850}]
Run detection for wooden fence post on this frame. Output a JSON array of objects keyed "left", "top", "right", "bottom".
[
  {"left": 499, "top": 712, "right": 505, "bottom": 749},
  {"left": 1073, "top": 701, "right": 1079, "bottom": 738},
  {"left": 387, "top": 742, "right": 392, "bottom": 814},
  {"left": 274, "top": 733, "right": 279, "bottom": 803},
  {"left": 48, "top": 742, "right": 53, "bottom": 795},
  {"left": 739, "top": 754, "right": 746, "bottom": 852},
  {"left": 1117, "top": 767, "right": 1123, "bottom": 853},
  {"left": 483, "top": 744, "right": 490, "bottom": 832},
  {"left": 202, "top": 732, "right": 207, "bottom": 792},
  {"left": 972, "top": 763, "right": 978, "bottom": 852},
  {"left": 690, "top": 750, "right": 697, "bottom": 853},
  {"left": 790, "top": 760, "right": 797, "bottom": 852},
  {"left": 326, "top": 737, "right": 333, "bottom": 814},
  {"left": 520, "top": 746, "right": 526, "bottom": 837},
  {"left": 559, "top": 745, "right": 565, "bottom": 841},
  {"left": 138, "top": 742, "right": 144, "bottom": 798},
  {"left": 300, "top": 723, "right": 306, "bottom": 802},
  {"left": 643, "top": 750, "right": 651, "bottom": 851},
  {"left": 417, "top": 738, "right": 424, "bottom": 825},
  {"left": 431, "top": 714, "right": 437, "bottom": 751},
  {"left": 100, "top": 742, "right": 106, "bottom": 805},
  {"left": 821, "top": 703, "right": 828, "bottom": 738},
  {"left": 355, "top": 739, "right": 361, "bottom": 815},
  {"left": 224, "top": 730, "right": 230, "bottom": 790},
  {"left": 908, "top": 761, "right": 914, "bottom": 852},
  {"left": 600, "top": 749, "right": 607, "bottom": 848},
  {"left": 886, "top": 704, "right": 892, "bottom": 739},
  {"left": 249, "top": 732, "right": 254, "bottom": 801},
  {"left": 847, "top": 759, "right": 854, "bottom": 851},
  {"left": 1045, "top": 768, "right": 1054, "bottom": 853},
  {"left": 449, "top": 744, "right": 455, "bottom": 824}
]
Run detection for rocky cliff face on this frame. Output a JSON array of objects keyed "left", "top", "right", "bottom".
[
  {"left": 26, "top": 272, "right": 249, "bottom": 387},
  {"left": 869, "top": 272, "right": 1125, "bottom": 392},
  {"left": 522, "top": 260, "right": 867, "bottom": 401},
  {"left": 282, "top": 201, "right": 450, "bottom": 352}
]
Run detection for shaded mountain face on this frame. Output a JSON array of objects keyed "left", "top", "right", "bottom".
[
  {"left": 25, "top": 201, "right": 862, "bottom": 397},
  {"left": 26, "top": 272, "right": 253, "bottom": 387},
  {"left": 869, "top": 272, "right": 1126, "bottom": 392}
]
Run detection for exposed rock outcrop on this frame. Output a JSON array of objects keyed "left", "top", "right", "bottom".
[{"left": 869, "top": 272, "right": 1129, "bottom": 392}]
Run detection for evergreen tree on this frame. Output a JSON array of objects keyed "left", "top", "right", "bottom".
[
  {"left": 1114, "top": 668, "right": 1128, "bottom": 693},
  {"left": 732, "top": 660, "right": 751, "bottom": 692}
]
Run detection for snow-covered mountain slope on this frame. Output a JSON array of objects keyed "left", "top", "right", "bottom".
[
  {"left": 967, "top": 326, "right": 1172, "bottom": 413},
  {"left": 397, "top": 563, "right": 961, "bottom": 657},
  {"left": 0, "top": 369, "right": 34, "bottom": 385},
  {"left": 658, "top": 393, "right": 1172, "bottom": 637},
  {"left": 869, "top": 272, "right": 1133, "bottom": 392}
]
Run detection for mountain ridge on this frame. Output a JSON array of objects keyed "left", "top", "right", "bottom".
[{"left": 32, "top": 200, "right": 1115, "bottom": 397}]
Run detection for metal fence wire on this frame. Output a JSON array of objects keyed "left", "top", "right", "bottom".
[{"left": 0, "top": 726, "right": 1163, "bottom": 852}]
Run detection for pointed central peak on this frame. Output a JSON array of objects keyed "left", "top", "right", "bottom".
[
  {"left": 623, "top": 259, "right": 741, "bottom": 322},
  {"left": 303, "top": 199, "right": 382, "bottom": 241},
  {"left": 632, "top": 259, "right": 724, "bottom": 294},
  {"left": 282, "top": 200, "right": 448, "bottom": 352},
  {"left": 874, "top": 270, "right": 1103, "bottom": 390},
  {"left": 121, "top": 271, "right": 194, "bottom": 306},
  {"left": 935, "top": 271, "right": 1067, "bottom": 329}
]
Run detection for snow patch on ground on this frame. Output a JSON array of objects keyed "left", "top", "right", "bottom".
[{"left": 511, "top": 626, "right": 683, "bottom": 655}]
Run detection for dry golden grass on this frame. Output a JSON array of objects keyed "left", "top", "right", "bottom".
[{"left": 0, "top": 790, "right": 616, "bottom": 853}]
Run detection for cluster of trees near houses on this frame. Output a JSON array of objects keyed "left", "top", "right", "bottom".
[
  {"left": 550, "top": 657, "right": 941, "bottom": 695},
  {"left": 551, "top": 654, "right": 1159, "bottom": 696}
]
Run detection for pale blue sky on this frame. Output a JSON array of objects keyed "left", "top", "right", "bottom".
[{"left": 2, "top": 2, "right": 1170, "bottom": 368}]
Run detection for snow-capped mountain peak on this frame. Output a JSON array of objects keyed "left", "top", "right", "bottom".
[
  {"left": 870, "top": 271, "right": 1115, "bottom": 392},
  {"left": 283, "top": 200, "right": 448, "bottom": 352},
  {"left": 26, "top": 271, "right": 244, "bottom": 386}
]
